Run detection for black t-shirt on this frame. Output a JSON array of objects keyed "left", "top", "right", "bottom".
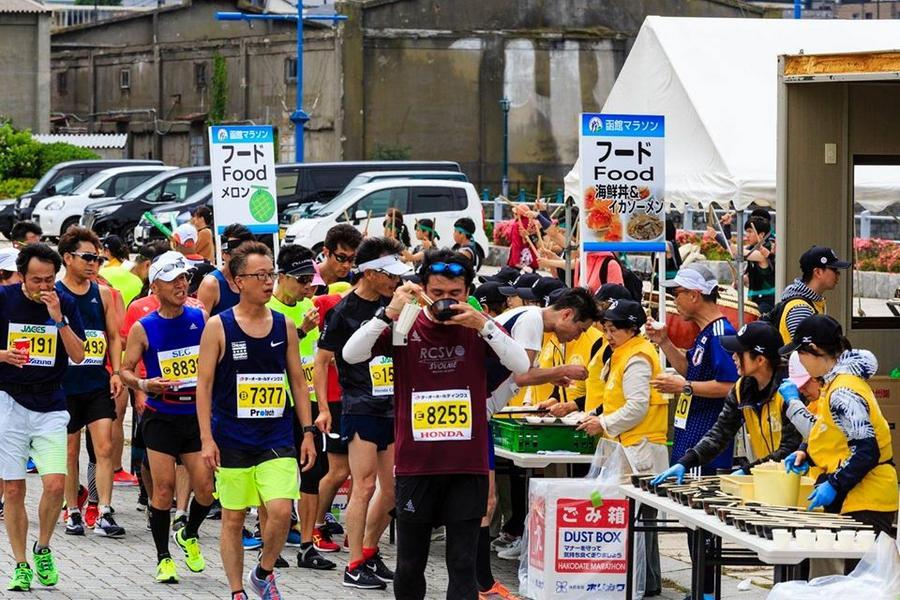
[
  {"left": 0, "top": 283, "right": 85, "bottom": 412},
  {"left": 318, "top": 291, "right": 393, "bottom": 417},
  {"left": 745, "top": 242, "right": 775, "bottom": 297}
]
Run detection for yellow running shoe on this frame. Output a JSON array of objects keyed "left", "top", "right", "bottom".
[
  {"left": 174, "top": 527, "right": 206, "bottom": 573},
  {"left": 155, "top": 557, "right": 178, "bottom": 584}
]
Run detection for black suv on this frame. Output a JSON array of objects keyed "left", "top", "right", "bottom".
[{"left": 81, "top": 167, "right": 211, "bottom": 244}]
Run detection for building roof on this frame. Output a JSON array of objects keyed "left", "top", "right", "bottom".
[
  {"left": 0, "top": 0, "right": 50, "bottom": 13},
  {"left": 32, "top": 133, "right": 127, "bottom": 148}
]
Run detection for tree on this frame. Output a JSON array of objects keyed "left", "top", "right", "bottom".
[{"left": 208, "top": 53, "right": 228, "bottom": 125}]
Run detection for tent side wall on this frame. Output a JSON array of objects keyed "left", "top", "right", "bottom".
[{"left": 778, "top": 66, "right": 900, "bottom": 372}]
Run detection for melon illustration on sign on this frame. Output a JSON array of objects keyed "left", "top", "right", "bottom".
[{"left": 249, "top": 185, "right": 276, "bottom": 223}]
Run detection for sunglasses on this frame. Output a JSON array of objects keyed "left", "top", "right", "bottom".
[
  {"left": 427, "top": 262, "right": 465, "bottom": 276},
  {"left": 70, "top": 252, "right": 103, "bottom": 264},
  {"left": 285, "top": 273, "right": 314, "bottom": 284},
  {"left": 155, "top": 260, "right": 187, "bottom": 275},
  {"left": 332, "top": 252, "right": 355, "bottom": 264}
]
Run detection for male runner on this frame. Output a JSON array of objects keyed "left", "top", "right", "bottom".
[
  {"left": 121, "top": 251, "right": 214, "bottom": 583},
  {"left": 197, "top": 241, "right": 316, "bottom": 600},
  {"left": 317, "top": 236, "right": 407, "bottom": 590},
  {"left": 0, "top": 243, "right": 86, "bottom": 591},
  {"left": 56, "top": 227, "right": 126, "bottom": 538},
  {"left": 315, "top": 223, "right": 362, "bottom": 294},
  {"left": 342, "top": 249, "right": 530, "bottom": 599},
  {"left": 197, "top": 223, "right": 255, "bottom": 316}
]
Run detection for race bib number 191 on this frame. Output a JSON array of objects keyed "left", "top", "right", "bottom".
[
  {"left": 8, "top": 323, "right": 56, "bottom": 367},
  {"left": 237, "top": 373, "right": 286, "bottom": 419}
]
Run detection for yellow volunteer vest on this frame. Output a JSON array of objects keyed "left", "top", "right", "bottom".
[
  {"left": 778, "top": 297, "right": 826, "bottom": 344},
  {"left": 529, "top": 329, "right": 601, "bottom": 406},
  {"left": 808, "top": 373, "right": 898, "bottom": 514},
  {"left": 507, "top": 332, "right": 552, "bottom": 407},
  {"left": 585, "top": 330, "right": 610, "bottom": 414},
  {"left": 735, "top": 377, "right": 784, "bottom": 462},
  {"left": 597, "top": 336, "right": 668, "bottom": 446}
]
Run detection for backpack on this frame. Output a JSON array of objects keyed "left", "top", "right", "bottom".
[
  {"left": 598, "top": 254, "right": 644, "bottom": 302},
  {"left": 759, "top": 296, "right": 815, "bottom": 329}
]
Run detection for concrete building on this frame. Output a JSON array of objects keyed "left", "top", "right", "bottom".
[
  {"left": 1, "top": 0, "right": 51, "bottom": 133},
  {"left": 51, "top": 0, "right": 762, "bottom": 190}
]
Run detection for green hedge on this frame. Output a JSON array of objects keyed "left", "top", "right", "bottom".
[
  {"left": 0, "top": 178, "right": 37, "bottom": 199},
  {"left": 0, "top": 123, "right": 98, "bottom": 181}
]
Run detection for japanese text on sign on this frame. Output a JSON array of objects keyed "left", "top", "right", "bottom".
[{"left": 555, "top": 497, "right": 628, "bottom": 575}]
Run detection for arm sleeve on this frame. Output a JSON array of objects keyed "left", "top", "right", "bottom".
[
  {"left": 678, "top": 388, "right": 742, "bottom": 469},
  {"left": 342, "top": 318, "right": 390, "bottom": 365},
  {"left": 785, "top": 398, "right": 817, "bottom": 438},
  {"left": 602, "top": 357, "right": 651, "bottom": 438},
  {"left": 483, "top": 324, "right": 530, "bottom": 375},
  {"left": 784, "top": 302, "right": 815, "bottom": 339},
  {"left": 826, "top": 387, "right": 880, "bottom": 494}
]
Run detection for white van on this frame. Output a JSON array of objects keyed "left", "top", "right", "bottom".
[{"left": 282, "top": 179, "right": 488, "bottom": 259}]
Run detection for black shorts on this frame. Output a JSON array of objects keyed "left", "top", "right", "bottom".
[
  {"left": 342, "top": 414, "right": 393, "bottom": 452},
  {"left": 219, "top": 446, "right": 297, "bottom": 469},
  {"left": 326, "top": 404, "right": 348, "bottom": 455},
  {"left": 142, "top": 411, "right": 202, "bottom": 458},
  {"left": 66, "top": 387, "right": 116, "bottom": 434},
  {"left": 395, "top": 474, "right": 489, "bottom": 525}
]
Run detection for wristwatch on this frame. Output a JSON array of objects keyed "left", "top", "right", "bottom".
[
  {"left": 54, "top": 318, "right": 68, "bottom": 329},
  {"left": 302, "top": 425, "right": 318, "bottom": 435},
  {"left": 682, "top": 382, "right": 694, "bottom": 396},
  {"left": 479, "top": 319, "right": 498, "bottom": 340},
  {"left": 374, "top": 307, "right": 392, "bottom": 325}
]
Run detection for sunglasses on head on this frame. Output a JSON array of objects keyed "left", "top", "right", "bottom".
[
  {"left": 70, "top": 251, "right": 103, "bottom": 264},
  {"left": 426, "top": 262, "right": 465, "bottom": 276}
]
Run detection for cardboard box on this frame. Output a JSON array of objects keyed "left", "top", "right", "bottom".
[{"left": 871, "top": 376, "right": 900, "bottom": 478}]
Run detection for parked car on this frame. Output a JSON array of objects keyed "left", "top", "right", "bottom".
[
  {"left": 0, "top": 200, "right": 16, "bottom": 240},
  {"left": 81, "top": 167, "right": 211, "bottom": 245},
  {"left": 32, "top": 166, "right": 175, "bottom": 239},
  {"left": 132, "top": 184, "right": 212, "bottom": 245},
  {"left": 282, "top": 180, "right": 488, "bottom": 259},
  {"left": 13, "top": 159, "right": 164, "bottom": 222}
]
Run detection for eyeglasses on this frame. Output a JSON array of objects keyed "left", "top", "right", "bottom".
[
  {"left": 332, "top": 252, "right": 355, "bottom": 264},
  {"left": 285, "top": 273, "right": 314, "bottom": 285},
  {"left": 238, "top": 271, "right": 277, "bottom": 282},
  {"left": 426, "top": 262, "right": 465, "bottom": 276},
  {"left": 70, "top": 252, "right": 102, "bottom": 264}
]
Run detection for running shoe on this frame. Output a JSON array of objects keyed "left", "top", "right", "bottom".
[
  {"left": 246, "top": 566, "right": 283, "bottom": 600},
  {"left": 84, "top": 503, "right": 99, "bottom": 528},
  {"left": 155, "top": 557, "right": 178, "bottom": 584},
  {"left": 232, "top": 593, "right": 249, "bottom": 600},
  {"left": 172, "top": 514, "right": 187, "bottom": 533},
  {"left": 479, "top": 580, "right": 516, "bottom": 599},
  {"left": 496, "top": 537, "right": 522, "bottom": 560},
  {"left": 174, "top": 528, "right": 206, "bottom": 573},
  {"left": 32, "top": 544, "right": 58, "bottom": 587},
  {"left": 146, "top": 511, "right": 152, "bottom": 532},
  {"left": 342, "top": 564, "right": 386, "bottom": 590},
  {"left": 7, "top": 563, "right": 32, "bottom": 591},
  {"left": 242, "top": 528, "right": 262, "bottom": 551},
  {"left": 206, "top": 500, "right": 222, "bottom": 520},
  {"left": 323, "top": 512, "right": 344, "bottom": 535},
  {"left": 25, "top": 458, "right": 37, "bottom": 474},
  {"left": 365, "top": 552, "right": 394, "bottom": 583},
  {"left": 431, "top": 525, "right": 446, "bottom": 541},
  {"left": 256, "top": 551, "right": 288, "bottom": 569},
  {"left": 284, "top": 528, "right": 302, "bottom": 547},
  {"left": 0, "top": 500, "right": 4, "bottom": 520},
  {"left": 312, "top": 528, "right": 340, "bottom": 553},
  {"left": 94, "top": 511, "right": 126, "bottom": 538},
  {"left": 65, "top": 512, "right": 85, "bottom": 536},
  {"left": 297, "top": 545, "right": 336, "bottom": 570},
  {"left": 490, "top": 532, "right": 519, "bottom": 552},
  {"left": 136, "top": 492, "right": 148, "bottom": 512},
  {"left": 113, "top": 469, "right": 139, "bottom": 487}
]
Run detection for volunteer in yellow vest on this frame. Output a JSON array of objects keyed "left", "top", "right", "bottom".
[
  {"left": 576, "top": 299, "right": 667, "bottom": 598},
  {"left": 780, "top": 315, "right": 897, "bottom": 535},
  {"left": 775, "top": 246, "right": 849, "bottom": 344}
]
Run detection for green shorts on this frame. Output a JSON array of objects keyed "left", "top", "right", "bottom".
[{"left": 214, "top": 457, "right": 299, "bottom": 510}]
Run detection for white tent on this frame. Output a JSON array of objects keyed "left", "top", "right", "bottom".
[{"left": 565, "top": 16, "right": 900, "bottom": 212}]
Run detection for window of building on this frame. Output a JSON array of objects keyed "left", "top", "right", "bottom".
[
  {"left": 865, "top": 11, "right": 874, "bottom": 19},
  {"left": 285, "top": 57, "right": 297, "bottom": 83},
  {"left": 119, "top": 68, "right": 131, "bottom": 90},
  {"left": 195, "top": 62, "right": 208, "bottom": 89},
  {"left": 57, "top": 71, "right": 68, "bottom": 96}
]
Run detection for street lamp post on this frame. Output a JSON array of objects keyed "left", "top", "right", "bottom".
[
  {"left": 498, "top": 96, "right": 510, "bottom": 227},
  {"left": 215, "top": 7, "right": 347, "bottom": 162}
]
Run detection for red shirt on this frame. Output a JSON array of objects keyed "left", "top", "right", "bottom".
[
  {"left": 123, "top": 294, "right": 205, "bottom": 376},
  {"left": 314, "top": 294, "right": 343, "bottom": 403},
  {"left": 375, "top": 313, "right": 492, "bottom": 477}
]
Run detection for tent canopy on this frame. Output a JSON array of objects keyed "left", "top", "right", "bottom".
[{"left": 566, "top": 16, "right": 900, "bottom": 211}]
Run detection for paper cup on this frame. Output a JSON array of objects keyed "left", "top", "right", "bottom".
[
  {"left": 13, "top": 338, "right": 30, "bottom": 363},
  {"left": 836, "top": 531, "right": 856, "bottom": 550},
  {"left": 855, "top": 530, "right": 876, "bottom": 551},
  {"left": 795, "top": 529, "right": 816, "bottom": 549},
  {"left": 771, "top": 529, "right": 792, "bottom": 549},
  {"left": 816, "top": 530, "right": 835, "bottom": 550},
  {"left": 395, "top": 303, "right": 422, "bottom": 336}
]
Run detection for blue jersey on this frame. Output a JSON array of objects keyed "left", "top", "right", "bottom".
[
  {"left": 141, "top": 306, "right": 205, "bottom": 415},
  {"left": 0, "top": 283, "right": 85, "bottom": 412},
  {"left": 57, "top": 281, "right": 109, "bottom": 395},
  {"left": 210, "top": 270, "right": 240, "bottom": 316},
  {"left": 211, "top": 308, "right": 293, "bottom": 451},
  {"left": 671, "top": 316, "right": 739, "bottom": 472}
]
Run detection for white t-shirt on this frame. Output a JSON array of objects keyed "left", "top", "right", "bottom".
[{"left": 487, "top": 306, "right": 544, "bottom": 413}]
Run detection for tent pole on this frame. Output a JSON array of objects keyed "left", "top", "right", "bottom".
[
  {"left": 564, "top": 196, "right": 574, "bottom": 287},
  {"left": 736, "top": 209, "right": 745, "bottom": 327}
]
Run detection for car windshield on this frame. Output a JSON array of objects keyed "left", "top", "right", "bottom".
[
  {"left": 69, "top": 170, "right": 112, "bottom": 195},
  {"left": 122, "top": 171, "right": 174, "bottom": 200},
  {"left": 174, "top": 184, "right": 212, "bottom": 209},
  {"left": 343, "top": 174, "right": 372, "bottom": 190},
  {"left": 30, "top": 167, "right": 60, "bottom": 192},
  {"left": 312, "top": 188, "right": 358, "bottom": 217}
]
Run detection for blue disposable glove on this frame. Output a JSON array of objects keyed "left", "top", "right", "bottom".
[
  {"left": 807, "top": 480, "right": 838, "bottom": 511},
  {"left": 731, "top": 468, "right": 747, "bottom": 476},
  {"left": 783, "top": 451, "right": 810, "bottom": 475},
  {"left": 778, "top": 381, "right": 801, "bottom": 403},
  {"left": 650, "top": 464, "right": 685, "bottom": 487}
]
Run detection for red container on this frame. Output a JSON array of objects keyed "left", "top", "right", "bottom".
[{"left": 12, "top": 338, "right": 30, "bottom": 363}]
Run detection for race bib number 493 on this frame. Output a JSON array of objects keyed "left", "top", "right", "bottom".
[
  {"left": 237, "top": 373, "right": 286, "bottom": 419},
  {"left": 411, "top": 389, "right": 472, "bottom": 442},
  {"left": 70, "top": 329, "right": 107, "bottom": 366},
  {"left": 8, "top": 323, "right": 57, "bottom": 367}
]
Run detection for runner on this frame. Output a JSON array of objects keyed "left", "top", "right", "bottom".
[
  {"left": 317, "top": 236, "right": 407, "bottom": 590},
  {"left": 315, "top": 223, "right": 362, "bottom": 294},
  {"left": 120, "top": 251, "right": 214, "bottom": 584},
  {"left": 98, "top": 235, "right": 142, "bottom": 307},
  {"left": 55, "top": 227, "right": 126, "bottom": 539},
  {"left": 196, "top": 241, "right": 316, "bottom": 600},
  {"left": 9, "top": 221, "right": 42, "bottom": 248},
  {"left": 342, "top": 248, "right": 530, "bottom": 599},
  {"left": 0, "top": 243, "right": 86, "bottom": 592},
  {"left": 190, "top": 206, "right": 215, "bottom": 263},
  {"left": 197, "top": 223, "right": 255, "bottom": 316}
]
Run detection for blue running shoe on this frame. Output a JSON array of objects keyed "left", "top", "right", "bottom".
[
  {"left": 247, "top": 566, "right": 283, "bottom": 599},
  {"left": 323, "top": 512, "right": 344, "bottom": 536},
  {"left": 284, "top": 529, "right": 302, "bottom": 547},
  {"left": 243, "top": 528, "right": 262, "bottom": 551}
]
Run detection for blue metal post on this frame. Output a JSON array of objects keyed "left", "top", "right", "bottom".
[
  {"left": 794, "top": 0, "right": 802, "bottom": 18},
  {"left": 289, "top": 2, "right": 309, "bottom": 162}
]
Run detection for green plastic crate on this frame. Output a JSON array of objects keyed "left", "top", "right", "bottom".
[{"left": 491, "top": 418, "right": 598, "bottom": 455}]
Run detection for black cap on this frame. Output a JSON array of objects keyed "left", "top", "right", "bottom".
[
  {"left": 602, "top": 299, "right": 646, "bottom": 327},
  {"left": 101, "top": 234, "right": 128, "bottom": 255},
  {"left": 402, "top": 272, "right": 422, "bottom": 285},
  {"left": 474, "top": 281, "right": 516, "bottom": 306},
  {"left": 547, "top": 286, "right": 568, "bottom": 306},
  {"left": 478, "top": 265, "right": 520, "bottom": 285},
  {"left": 799, "top": 246, "right": 851, "bottom": 272},
  {"left": 283, "top": 258, "right": 316, "bottom": 277},
  {"left": 520, "top": 276, "right": 567, "bottom": 305},
  {"left": 499, "top": 272, "right": 540, "bottom": 297},
  {"left": 720, "top": 321, "right": 782, "bottom": 357},
  {"left": 595, "top": 283, "right": 633, "bottom": 303},
  {"left": 779, "top": 314, "right": 843, "bottom": 355}
]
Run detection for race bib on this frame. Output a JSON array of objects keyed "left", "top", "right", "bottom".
[
  {"left": 236, "top": 373, "right": 286, "bottom": 419},
  {"left": 369, "top": 355, "right": 394, "bottom": 397},
  {"left": 411, "top": 389, "right": 472, "bottom": 442},
  {"left": 301, "top": 354, "right": 315, "bottom": 396},
  {"left": 70, "top": 329, "right": 107, "bottom": 366},
  {"left": 8, "top": 322, "right": 57, "bottom": 367},
  {"left": 673, "top": 392, "right": 692, "bottom": 430},
  {"left": 157, "top": 345, "right": 200, "bottom": 390}
]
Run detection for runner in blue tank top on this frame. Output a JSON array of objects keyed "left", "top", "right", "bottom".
[
  {"left": 121, "top": 251, "right": 213, "bottom": 584},
  {"left": 196, "top": 242, "right": 316, "bottom": 600},
  {"left": 55, "top": 227, "right": 126, "bottom": 540},
  {"left": 197, "top": 224, "right": 254, "bottom": 316}
]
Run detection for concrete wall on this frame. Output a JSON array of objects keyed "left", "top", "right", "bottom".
[{"left": 0, "top": 11, "right": 50, "bottom": 133}]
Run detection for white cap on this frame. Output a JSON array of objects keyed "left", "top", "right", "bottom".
[
  {"left": 173, "top": 223, "right": 198, "bottom": 247},
  {"left": 663, "top": 264, "right": 719, "bottom": 295},
  {"left": 149, "top": 251, "right": 191, "bottom": 284},
  {"left": 787, "top": 352, "right": 811, "bottom": 389},
  {"left": 0, "top": 248, "right": 18, "bottom": 272},
  {"left": 357, "top": 254, "right": 410, "bottom": 276}
]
